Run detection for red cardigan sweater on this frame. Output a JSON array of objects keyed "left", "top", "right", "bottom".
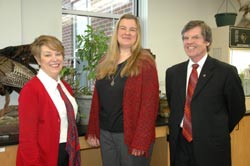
[
  {"left": 16, "top": 77, "right": 73, "bottom": 166},
  {"left": 86, "top": 54, "right": 159, "bottom": 156}
]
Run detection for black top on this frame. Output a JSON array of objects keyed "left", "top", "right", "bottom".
[{"left": 96, "top": 61, "right": 127, "bottom": 132}]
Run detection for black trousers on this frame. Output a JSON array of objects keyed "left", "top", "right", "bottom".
[
  {"left": 58, "top": 143, "right": 69, "bottom": 166},
  {"left": 174, "top": 129, "right": 197, "bottom": 166}
]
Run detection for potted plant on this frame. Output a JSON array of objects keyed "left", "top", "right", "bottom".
[
  {"left": 76, "top": 25, "right": 109, "bottom": 94},
  {"left": 74, "top": 25, "right": 109, "bottom": 125},
  {"left": 60, "top": 66, "right": 79, "bottom": 92},
  {"left": 215, "top": 0, "right": 237, "bottom": 27},
  {"left": 61, "top": 25, "right": 109, "bottom": 125}
]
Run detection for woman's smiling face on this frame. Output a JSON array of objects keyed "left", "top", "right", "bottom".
[
  {"left": 36, "top": 45, "right": 64, "bottom": 80},
  {"left": 117, "top": 18, "right": 138, "bottom": 49}
]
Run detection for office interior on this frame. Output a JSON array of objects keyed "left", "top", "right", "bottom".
[{"left": 0, "top": 0, "right": 250, "bottom": 166}]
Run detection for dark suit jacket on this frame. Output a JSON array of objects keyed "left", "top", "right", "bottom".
[{"left": 165, "top": 56, "right": 246, "bottom": 166}]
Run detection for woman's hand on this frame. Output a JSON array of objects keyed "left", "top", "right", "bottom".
[
  {"left": 131, "top": 148, "right": 145, "bottom": 156},
  {"left": 87, "top": 136, "right": 100, "bottom": 147}
]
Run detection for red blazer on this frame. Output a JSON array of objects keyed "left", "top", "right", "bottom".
[
  {"left": 86, "top": 53, "right": 159, "bottom": 156},
  {"left": 16, "top": 76, "right": 73, "bottom": 166}
]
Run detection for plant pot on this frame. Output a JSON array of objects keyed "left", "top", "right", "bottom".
[
  {"left": 215, "top": 12, "right": 237, "bottom": 27},
  {"left": 76, "top": 95, "right": 92, "bottom": 125}
]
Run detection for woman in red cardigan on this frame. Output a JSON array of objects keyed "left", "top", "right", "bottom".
[
  {"left": 16, "top": 35, "right": 80, "bottom": 166},
  {"left": 86, "top": 14, "right": 159, "bottom": 166}
]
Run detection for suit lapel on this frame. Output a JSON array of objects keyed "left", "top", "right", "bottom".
[
  {"left": 179, "top": 61, "right": 189, "bottom": 104},
  {"left": 193, "top": 56, "right": 215, "bottom": 99}
]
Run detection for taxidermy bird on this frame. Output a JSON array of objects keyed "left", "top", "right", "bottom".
[
  {"left": 0, "top": 44, "right": 37, "bottom": 117},
  {"left": 237, "top": 0, "right": 250, "bottom": 27}
]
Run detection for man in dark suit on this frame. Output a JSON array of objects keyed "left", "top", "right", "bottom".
[{"left": 165, "top": 20, "right": 246, "bottom": 166}]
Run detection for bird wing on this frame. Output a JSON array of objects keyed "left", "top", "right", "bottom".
[{"left": 0, "top": 56, "right": 35, "bottom": 88}]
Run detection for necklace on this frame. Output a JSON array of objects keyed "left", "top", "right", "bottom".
[{"left": 110, "top": 61, "right": 126, "bottom": 86}]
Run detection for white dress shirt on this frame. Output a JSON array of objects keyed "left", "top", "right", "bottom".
[
  {"left": 180, "top": 54, "right": 208, "bottom": 127},
  {"left": 37, "top": 69, "right": 78, "bottom": 143}
]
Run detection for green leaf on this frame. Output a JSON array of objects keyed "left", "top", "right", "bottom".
[{"left": 75, "top": 25, "right": 110, "bottom": 95}]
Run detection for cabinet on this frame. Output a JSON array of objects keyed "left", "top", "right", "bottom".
[
  {"left": 231, "top": 115, "right": 250, "bottom": 166},
  {"left": 0, "top": 145, "right": 17, "bottom": 166},
  {"left": 0, "top": 126, "right": 169, "bottom": 166},
  {"left": 79, "top": 126, "right": 169, "bottom": 166},
  {"left": 1, "top": 115, "right": 249, "bottom": 166}
]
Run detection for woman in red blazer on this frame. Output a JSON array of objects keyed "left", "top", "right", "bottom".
[
  {"left": 86, "top": 14, "right": 159, "bottom": 166},
  {"left": 16, "top": 35, "right": 80, "bottom": 166}
]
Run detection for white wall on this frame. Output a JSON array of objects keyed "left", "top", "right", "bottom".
[
  {"left": 0, "top": 0, "right": 61, "bottom": 108},
  {"left": 0, "top": 0, "right": 242, "bottom": 107},
  {"left": 146, "top": 0, "right": 241, "bottom": 92},
  {"left": 0, "top": 0, "right": 61, "bottom": 47},
  {"left": 0, "top": 0, "right": 22, "bottom": 47},
  {"left": 21, "top": 0, "right": 62, "bottom": 44}
]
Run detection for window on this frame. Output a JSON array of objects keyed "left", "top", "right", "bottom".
[
  {"left": 62, "top": 0, "right": 137, "bottom": 87},
  {"left": 62, "top": 0, "right": 137, "bottom": 65}
]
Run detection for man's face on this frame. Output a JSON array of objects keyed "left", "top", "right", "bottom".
[{"left": 183, "top": 26, "right": 209, "bottom": 63}]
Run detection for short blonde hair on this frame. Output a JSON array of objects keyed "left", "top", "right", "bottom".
[{"left": 31, "top": 35, "right": 64, "bottom": 59}]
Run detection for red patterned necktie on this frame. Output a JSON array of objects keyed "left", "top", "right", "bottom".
[
  {"left": 182, "top": 64, "right": 199, "bottom": 142},
  {"left": 57, "top": 84, "right": 81, "bottom": 166}
]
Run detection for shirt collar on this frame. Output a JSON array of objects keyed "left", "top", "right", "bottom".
[
  {"left": 37, "top": 69, "right": 61, "bottom": 91},
  {"left": 188, "top": 54, "right": 208, "bottom": 69}
]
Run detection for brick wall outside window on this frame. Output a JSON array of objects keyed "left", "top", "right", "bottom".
[{"left": 62, "top": 0, "right": 134, "bottom": 66}]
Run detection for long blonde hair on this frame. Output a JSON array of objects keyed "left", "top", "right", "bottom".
[{"left": 96, "top": 14, "right": 144, "bottom": 80}]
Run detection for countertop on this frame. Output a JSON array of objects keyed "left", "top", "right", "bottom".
[
  {"left": 0, "top": 115, "right": 169, "bottom": 147},
  {"left": 1, "top": 112, "right": 250, "bottom": 147}
]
